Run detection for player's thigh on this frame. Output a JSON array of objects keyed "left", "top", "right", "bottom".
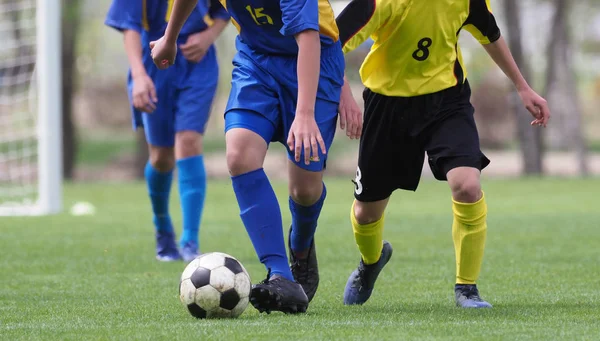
[
  {"left": 225, "top": 110, "right": 272, "bottom": 176},
  {"left": 174, "top": 81, "right": 216, "bottom": 136},
  {"left": 355, "top": 89, "right": 425, "bottom": 202},
  {"left": 424, "top": 86, "right": 490, "bottom": 181},
  {"left": 174, "top": 80, "right": 217, "bottom": 158}
]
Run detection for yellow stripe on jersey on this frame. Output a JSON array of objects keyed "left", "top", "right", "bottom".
[
  {"left": 337, "top": 0, "right": 501, "bottom": 97},
  {"left": 230, "top": 17, "right": 241, "bottom": 32},
  {"left": 165, "top": 0, "right": 174, "bottom": 22},
  {"left": 142, "top": 0, "right": 150, "bottom": 30},
  {"left": 318, "top": 0, "right": 339, "bottom": 42},
  {"left": 203, "top": 14, "right": 214, "bottom": 26}
]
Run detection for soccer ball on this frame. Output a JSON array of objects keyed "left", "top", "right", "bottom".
[{"left": 179, "top": 252, "right": 251, "bottom": 319}]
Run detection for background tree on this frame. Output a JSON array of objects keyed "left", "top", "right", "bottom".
[
  {"left": 503, "top": 0, "right": 544, "bottom": 175},
  {"left": 544, "top": 0, "right": 588, "bottom": 175},
  {"left": 61, "top": 0, "right": 81, "bottom": 179}
]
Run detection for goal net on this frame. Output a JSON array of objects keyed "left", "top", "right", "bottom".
[{"left": 0, "top": 0, "right": 62, "bottom": 215}]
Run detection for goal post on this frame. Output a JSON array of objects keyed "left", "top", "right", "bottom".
[
  {"left": 36, "top": 0, "right": 62, "bottom": 215},
  {"left": 0, "top": 0, "right": 62, "bottom": 216}
]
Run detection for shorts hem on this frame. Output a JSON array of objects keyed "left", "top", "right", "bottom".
[{"left": 434, "top": 155, "right": 491, "bottom": 181}]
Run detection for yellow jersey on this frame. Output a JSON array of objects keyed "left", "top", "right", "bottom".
[{"left": 337, "top": 0, "right": 501, "bottom": 97}]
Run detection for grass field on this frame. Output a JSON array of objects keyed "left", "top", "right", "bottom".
[{"left": 2, "top": 178, "right": 600, "bottom": 340}]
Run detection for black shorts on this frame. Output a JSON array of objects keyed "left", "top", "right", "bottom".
[{"left": 353, "top": 80, "right": 490, "bottom": 202}]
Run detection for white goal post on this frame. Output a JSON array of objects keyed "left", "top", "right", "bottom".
[{"left": 0, "top": 0, "right": 62, "bottom": 215}]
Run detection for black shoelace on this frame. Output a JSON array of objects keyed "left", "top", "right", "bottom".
[
  {"left": 459, "top": 286, "right": 482, "bottom": 301},
  {"left": 291, "top": 258, "right": 316, "bottom": 283},
  {"left": 351, "top": 264, "right": 368, "bottom": 290}
]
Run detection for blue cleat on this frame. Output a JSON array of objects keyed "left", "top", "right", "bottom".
[
  {"left": 180, "top": 241, "right": 200, "bottom": 263},
  {"left": 343, "top": 241, "right": 393, "bottom": 305},
  {"left": 155, "top": 230, "right": 182, "bottom": 262},
  {"left": 455, "top": 284, "right": 492, "bottom": 308}
]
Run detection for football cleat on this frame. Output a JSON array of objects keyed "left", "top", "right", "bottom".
[
  {"left": 250, "top": 272, "right": 309, "bottom": 314},
  {"left": 180, "top": 241, "right": 200, "bottom": 263},
  {"left": 455, "top": 284, "right": 492, "bottom": 308},
  {"left": 288, "top": 227, "right": 319, "bottom": 302},
  {"left": 343, "top": 241, "right": 393, "bottom": 305},
  {"left": 155, "top": 230, "right": 182, "bottom": 262}
]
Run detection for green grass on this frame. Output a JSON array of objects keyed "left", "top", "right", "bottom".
[
  {"left": 76, "top": 137, "right": 136, "bottom": 165},
  {"left": 1, "top": 178, "right": 600, "bottom": 340}
]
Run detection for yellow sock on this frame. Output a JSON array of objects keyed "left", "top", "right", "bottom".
[
  {"left": 452, "top": 192, "right": 488, "bottom": 285},
  {"left": 351, "top": 201, "right": 384, "bottom": 265}
]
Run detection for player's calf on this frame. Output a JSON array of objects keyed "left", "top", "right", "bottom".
[{"left": 287, "top": 169, "right": 325, "bottom": 302}]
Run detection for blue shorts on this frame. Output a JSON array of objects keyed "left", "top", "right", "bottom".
[
  {"left": 224, "top": 39, "right": 345, "bottom": 172},
  {"left": 128, "top": 35, "right": 218, "bottom": 148}
]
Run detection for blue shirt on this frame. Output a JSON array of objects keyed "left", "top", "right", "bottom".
[
  {"left": 105, "top": 0, "right": 230, "bottom": 41},
  {"left": 220, "top": 0, "right": 340, "bottom": 55}
]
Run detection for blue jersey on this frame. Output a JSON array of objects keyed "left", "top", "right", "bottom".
[
  {"left": 105, "top": 0, "right": 229, "bottom": 40},
  {"left": 219, "top": 0, "right": 339, "bottom": 55},
  {"left": 105, "top": 0, "right": 227, "bottom": 146}
]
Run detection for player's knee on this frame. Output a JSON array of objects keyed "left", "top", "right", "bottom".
[
  {"left": 226, "top": 148, "right": 259, "bottom": 176},
  {"left": 149, "top": 149, "right": 175, "bottom": 172},
  {"left": 353, "top": 202, "right": 383, "bottom": 225},
  {"left": 175, "top": 131, "right": 202, "bottom": 158},
  {"left": 450, "top": 177, "right": 482, "bottom": 203},
  {"left": 289, "top": 183, "right": 322, "bottom": 206}
]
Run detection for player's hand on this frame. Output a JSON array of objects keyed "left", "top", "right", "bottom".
[
  {"left": 518, "top": 87, "right": 550, "bottom": 128},
  {"left": 132, "top": 74, "right": 157, "bottom": 113},
  {"left": 338, "top": 80, "right": 362, "bottom": 139},
  {"left": 179, "top": 30, "right": 214, "bottom": 63},
  {"left": 150, "top": 36, "right": 177, "bottom": 70},
  {"left": 287, "top": 111, "right": 327, "bottom": 165}
]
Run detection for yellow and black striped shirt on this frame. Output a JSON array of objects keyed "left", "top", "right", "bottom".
[{"left": 337, "top": 0, "right": 501, "bottom": 97}]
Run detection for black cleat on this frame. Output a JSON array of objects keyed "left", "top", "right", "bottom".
[
  {"left": 343, "top": 241, "right": 393, "bottom": 305},
  {"left": 288, "top": 227, "right": 319, "bottom": 302},
  {"left": 250, "top": 273, "right": 309, "bottom": 314}
]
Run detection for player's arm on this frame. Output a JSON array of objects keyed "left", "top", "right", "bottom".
[
  {"left": 164, "top": 0, "right": 199, "bottom": 42},
  {"left": 336, "top": 0, "right": 392, "bottom": 54},
  {"left": 295, "top": 31, "right": 320, "bottom": 121},
  {"left": 464, "top": 0, "right": 550, "bottom": 127},
  {"left": 179, "top": 0, "right": 230, "bottom": 62},
  {"left": 105, "top": 0, "right": 156, "bottom": 112},
  {"left": 280, "top": 0, "right": 326, "bottom": 163},
  {"left": 201, "top": 0, "right": 230, "bottom": 42},
  {"left": 150, "top": 0, "right": 198, "bottom": 68}
]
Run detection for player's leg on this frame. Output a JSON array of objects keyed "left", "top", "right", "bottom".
[
  {"left": 173, "top": 50, "right": 219, "bottom": 262},
  {"left": 224, "top": 56, "right": 308, "bottom": 313},
  {"left": 138, "top": 99, "right": 181, "bottom": 261},
  {"left": 174, "top": 130, "right": 206, "bottom": 262},
  {"left": 343, "top": 89, "right": 424, "bottom": 305},
  {"left": 285, "top": 99, "right": 337, "bottom": 302},
  {"left": 226, "top": 112, "right": 308, "bottom": 314},
  {"left": 425, "top": 81, "right": 492, "bottom": 308},
  {"left": 145, "top": 144, "right": 179, "bottom": 261}
]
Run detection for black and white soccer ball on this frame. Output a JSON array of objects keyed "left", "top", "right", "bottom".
[{"left": 179, "top": 252, "right": 251, "bottom": 319}]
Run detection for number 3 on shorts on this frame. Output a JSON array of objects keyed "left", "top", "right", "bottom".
[{"left": 353, "top": 167, "right": 363, "bottom": 195}]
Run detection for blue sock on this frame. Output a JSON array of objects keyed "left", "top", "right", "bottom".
[
  {"left": 144, "top": 162, "right": 174, "bottom": 233},
  {"left": 289, "top": 183, "right": 327, "bottom": 252},
  {"left": 177, "top": 155, "right": 206, "bottom": 249},
  {"left": 231, "top": 168, "right": 293, "bottom": 281}
]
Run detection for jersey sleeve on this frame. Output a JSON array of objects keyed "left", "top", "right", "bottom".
[
  {"left": 336, "top": 0, "right": 392, "bottom": 54},
  {"left": 208, "top": 0, "right": 230, "bottom": 21},
  {"left": 104, "top": 0, "right": 144, "bottom": 33},
  {"left": 279, "top": 0, "right": 320, "bottom": 37},
  {"left": 463, "top": 0, "right": 501, "bottom": 44}
]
